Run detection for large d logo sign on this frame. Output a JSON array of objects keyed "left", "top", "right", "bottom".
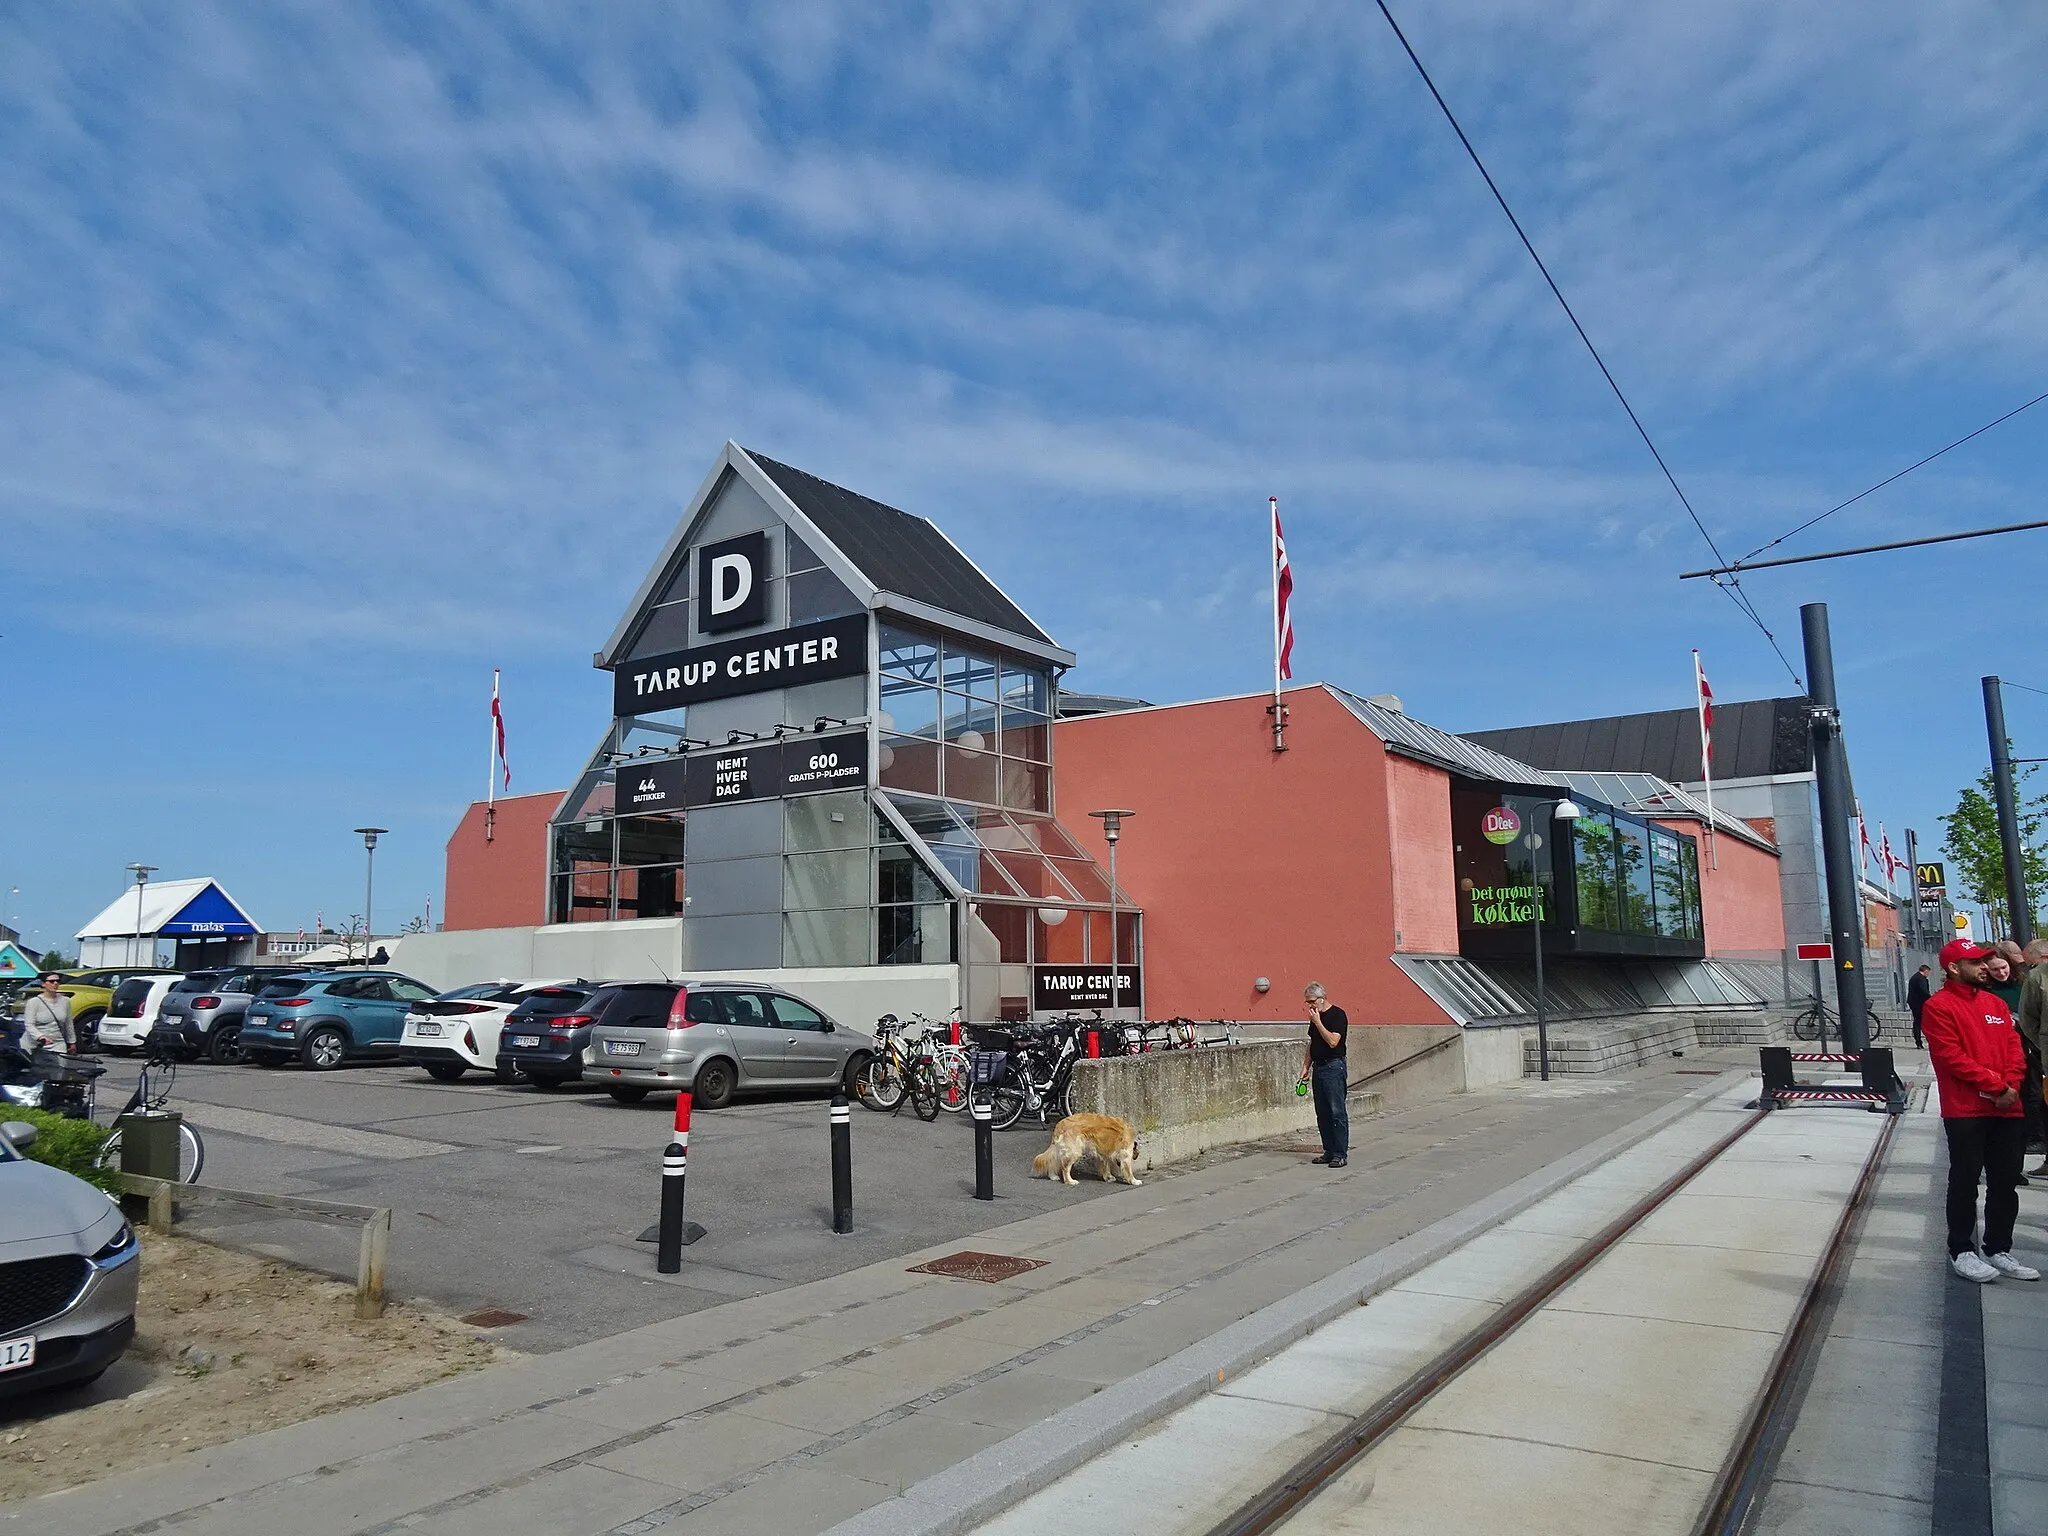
[{"left": 698, "top": 531, "right": 768, "bottom": 633}]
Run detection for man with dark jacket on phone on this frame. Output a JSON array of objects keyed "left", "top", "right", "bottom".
[
  {"left": 1907, "top": 963, "right": 1932, "bottom": 1048},
  {"left": 1923, "top": 939, "right": 2038, "bottom": 1284}
]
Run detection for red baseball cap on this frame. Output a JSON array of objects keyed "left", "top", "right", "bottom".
[{"left": 1940, "top": 938, "right": 1992, "bottom": 967}]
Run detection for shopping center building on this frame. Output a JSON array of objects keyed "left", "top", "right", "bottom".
[{"left": 408, "top": 443, "right": 1792, "bottom": 1040}]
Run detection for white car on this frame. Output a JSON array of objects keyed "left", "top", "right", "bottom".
[
  {"left": 398, "top": 979, "right": 581, "bottom": 1083},
  {"left": 94, "top": 974, "right": 185, "bottom": 1054}
]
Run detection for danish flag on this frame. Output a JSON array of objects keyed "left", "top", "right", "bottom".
[{"left": 1272, "top": 498, "right": 1295, "bottom": 682}]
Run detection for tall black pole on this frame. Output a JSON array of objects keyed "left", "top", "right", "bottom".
[
  {"left": 1905, "top": 827, "right": 1923, "bottom": 949},
  {"left": 1801, "top": 604, "right": 1868, "bottom": 1053},
  {"left": 1982, "top": 677, "right": 2033, "bottom": 947}
]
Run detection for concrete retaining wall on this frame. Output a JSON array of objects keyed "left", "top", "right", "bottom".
[
  {"left": 1525, "top": 1008, "right": 1794, "bottom": 1074},
  {"left": 1069, "top": 1026, "right": 1460, "bottom": 1168}
]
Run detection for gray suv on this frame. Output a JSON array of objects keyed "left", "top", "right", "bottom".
[
  {"left": 585, "top": 983, "right": 875, "bottom": 1108},
  {"left": 160, "top": 968, "right": 302, "bottom": 1064},
  {"left": 0, "top": 1120, "right": 140, "bottom": 1396}
]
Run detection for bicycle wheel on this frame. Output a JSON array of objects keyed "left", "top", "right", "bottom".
[
  {"left": 936, "top": 1051, "right": 971, "bottom": 1113},
  {"left": 177, "top": 1124, "right": 205, "bottom": 1183},
  {"left": 855, "top": 1055, "right": 904, "bottom": 1111},
  {"left": 909, "top": 1062, "right": 942, "bottom": 1122},
  {"left": 1791, "top": 1007, "right": 1821, "bottom": 1042},
  {"left": 984, "top": 1081, "right": 1026, "bottom": 1130}
]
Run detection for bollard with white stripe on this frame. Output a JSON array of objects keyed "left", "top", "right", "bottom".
[
  {"left": 830, "top": 1093, "right": 853, "bottom": 1234},
  {"left": 650, "top": 1090, "right": 705, "bottom": 1269},
  {"left": 973, "top": 1096, "right": 994, "bottom": 1201}
]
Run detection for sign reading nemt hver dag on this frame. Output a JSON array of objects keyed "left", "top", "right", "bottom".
[
  {"left": 613, "top": 613, "right": 866, "bottom": 715},
  {"left": 617, "top": 733, "right": 869, "bottom": 814},
  {"left": 1465, "top": 883, "right": 1546, "bottom": 926}
]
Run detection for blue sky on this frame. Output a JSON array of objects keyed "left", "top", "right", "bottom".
[{"left": 5, "top": 1, "right": 2048, "bottom": 950}]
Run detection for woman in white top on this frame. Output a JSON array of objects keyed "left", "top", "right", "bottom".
[{"left": 21, "top": 973, "right": 75, "bottom": 1051}]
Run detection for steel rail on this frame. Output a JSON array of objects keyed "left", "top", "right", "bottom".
[
  {"left": 1201, "top": 1108, "right": 1769, "bottom": 1536},
  {"left": 1692, "top": 1110, "right": 1899, "bottom": 1535}
]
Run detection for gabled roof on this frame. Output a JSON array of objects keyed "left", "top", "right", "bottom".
[
  {"left": 0, "top": 940, "right": 42, "bottom": 979},
  {"left": 1545, "top": 770, "right": 1778, "bottom": 853},
  {"left": 75, "top": 878, "right": 263, "bottom": 940},
  {"left": 1463, "top": 697, "right": 1814, "bottom": 782},
  {"left": 598, "top": 443, "right": 1073, "bottom": 671},
  {"left": 744, "top": 452, "right": 1058, "bottom": 651}
]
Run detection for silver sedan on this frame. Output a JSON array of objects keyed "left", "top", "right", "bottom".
[{"left": 0, "top": 1121, "right": 141, "bottom": 1396}]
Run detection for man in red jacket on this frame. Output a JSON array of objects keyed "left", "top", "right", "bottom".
[{"left": 1922, "top": 938, "right": 2039, "bottom": 1283}]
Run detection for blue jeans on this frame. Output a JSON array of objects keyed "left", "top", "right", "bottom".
[{"left": 1312, "top": 1059, "right": 1349, "bottom": 1159}]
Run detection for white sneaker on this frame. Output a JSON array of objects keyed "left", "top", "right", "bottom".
[
  {"left": 1985, "top": 1252, "right": 2042, "bottom": 1281},
  {"left": 1952, "top": 1251, "right": 2000, "bottom": 1283}
]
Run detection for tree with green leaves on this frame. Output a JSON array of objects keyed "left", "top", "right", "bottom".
[{"left": 1941, "top": 760, "right": 2048, "bottom": 936}]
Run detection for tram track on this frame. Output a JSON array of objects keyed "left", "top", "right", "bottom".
[{"left": 1196, "top": 1105, "right": 1899, "bottom": 1536}]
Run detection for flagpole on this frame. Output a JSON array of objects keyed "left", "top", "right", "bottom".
[
  {"left": 1693, "top": 650, "right": 1717, "bottom": 869},
  {"left": 1269, "top": 497, "right": 1287, "bottom": 753},
  {"left": 486, "top": 669, "right": 500, "bottom": 844}
]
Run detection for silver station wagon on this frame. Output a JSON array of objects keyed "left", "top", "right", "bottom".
[{"left": 584, "top": 982, "right": 875, "bottom": 1108}]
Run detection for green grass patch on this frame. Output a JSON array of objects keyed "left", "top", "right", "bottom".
[{"left": 2, "top": 1107, "right": 121, "bottom": 1194}]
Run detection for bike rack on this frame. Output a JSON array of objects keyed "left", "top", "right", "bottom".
[{"left": 1758, "top": 1044, "right": 1906, "bottom": 1115}]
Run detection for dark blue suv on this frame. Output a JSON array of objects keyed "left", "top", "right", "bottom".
[{"left": 242, "top": 971, "right": 439, "bottom": 1070}]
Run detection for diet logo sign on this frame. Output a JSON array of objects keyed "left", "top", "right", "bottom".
[{"left": 698, "top": 531, "right": 768, "bottom": 633}]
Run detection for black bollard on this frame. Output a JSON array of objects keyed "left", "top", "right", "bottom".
[
  {"left": 830, "top": 1093, "right": 853, "bottom": 1234},
  {"left": 973, "top": 1096, "right": 994, "bottom": 1201},
  {"left": 657, "top": 1139, "right": 688, "bottom": 1273}
]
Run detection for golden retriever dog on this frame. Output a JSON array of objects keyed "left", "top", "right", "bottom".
[{"left": 1031, "top": 1113, "right": 1142, "bottom": 1187}]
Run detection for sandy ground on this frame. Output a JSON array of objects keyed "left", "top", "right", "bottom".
[{"left": 1, "top": 1229, "right": 506, "bottom": 1503}]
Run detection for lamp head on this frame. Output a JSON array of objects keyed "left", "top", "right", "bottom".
[
  {"left": 1089, "top": 808, "right": 1136, "bottom": 843},
  {"left": 1552, "top": 799, "right": 1583, "bottom": 821},
  {"left": 353, "top": 826, "right": 388, "bottom": 850}
]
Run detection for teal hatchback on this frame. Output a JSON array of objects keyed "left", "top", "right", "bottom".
[{"left": 241, "top": 971, "right": 439, "bottom": 1070}]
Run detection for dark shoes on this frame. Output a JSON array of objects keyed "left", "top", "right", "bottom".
[
  {"left": 1311, "top": 1154, "right": 1332, "bottom": 1165},
  {"left": 1328, "top": 1157, "right": 1348, "bottom": 1168}
]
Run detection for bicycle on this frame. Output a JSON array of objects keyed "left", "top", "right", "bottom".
[
  {"left": 853, "top": 1016, "right": 942, "bottom": 1121},
  {"left": 95, "top": 1030, "right": 205, "bottom": 1183},
  {"left": 969, "top": 1021, "right": 1084, "bottom": 1130},
  {"left": 1790, "top": 998, "right": 1884, "bottom": 1048},
  {"left": 904, "top": 1010, "right": 971, "bottom": 1112}
]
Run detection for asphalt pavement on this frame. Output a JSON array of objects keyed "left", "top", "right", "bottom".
[{"left": 84, "top": 1052, "right": 1129, "bottom": 1352}]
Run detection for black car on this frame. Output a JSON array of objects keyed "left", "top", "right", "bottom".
[{"left": 495, "top": 985, "right": 605, "bottom": 1089}]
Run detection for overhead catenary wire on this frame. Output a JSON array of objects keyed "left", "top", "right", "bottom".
[
  {"left": 1679, "top": 517, "right": 2048, "bottom": 579},
  {"left": 1366, "top": 0, "right": 1804, "bottom": 690},
  {"left": 1736, "top": 388, "right": 2048, "bottom": 567}
]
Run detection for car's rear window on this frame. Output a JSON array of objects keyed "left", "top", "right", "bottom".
[
  {"left": 112, "top": 979, "right": 155, "bottom": 1009},
  {"left": 168, "top": 973, "right": 229, "bottom": 995},
  {"left": 257, "top": 978, "right": 322, "bottom": 999},
  {"left": 440, "top": 982, "right": 525, "bottom": 1003},
  {"left": 510, "top": 987, "right": 593, "bottom": 1018}
]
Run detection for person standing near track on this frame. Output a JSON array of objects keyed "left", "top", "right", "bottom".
[
  {"left": 1907, "top": 963, "right": 1932, "bottom": 1049},
  {"left": 1301, "top": 982, "right": 1348, "bottom": 1169},
  {"left": 1923, "top": 938, "right": 2038, "bottom": 1283},
  {"left": 2017, "top": 939, "right": 2048, "bottom": 1178}
]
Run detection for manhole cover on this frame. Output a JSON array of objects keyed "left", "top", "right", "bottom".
[
  {"left": 461, "top": 1308, "right": 529, "bottom": 1328},
  {"left": 908, "top": 1251, "right": 1048, "bottom": 1283}
]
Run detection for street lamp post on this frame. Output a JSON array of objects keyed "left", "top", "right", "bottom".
[
  {"left": 1528, "top": 799, "right": 1583, "bottom": 1083},
  {"left": 1089, "top": 810, "right": 1136, "bottom": 1016},
  {"left": 125, "top": 864, "right": 158, "bottom": 968},
  {"left": 353, "top": 828, "right": 388, "bottom": 961}
]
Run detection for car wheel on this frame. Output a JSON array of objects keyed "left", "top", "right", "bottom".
[
  {"left": 608, "top": 1086, "right": 650, "bottom": 1104},
  {"left": 206, "top": 1025, "right": 246, "bottom": 1065},
  {"left": 300, "top": 1027, "right": 348, "bottom": 1071},
  {"left": 843, "top": 1052, "right": 872, "bottom": 1097},
  {"left": 692, "top": 1058, "right": 737, "bottom": 1110},
  {"left": 425, "top": 1062, "right": 467, "bottom": 1082},
  {"left": 75, "top": 1009, "right": 105, "bottom": 1046}
]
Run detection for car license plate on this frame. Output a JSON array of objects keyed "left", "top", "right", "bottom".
[
  {"left": 0, "top": 1335, "right": 34, "bottom": 1373},
  {"left": 602, "top": 1040, "right": 642, "bottom": 1057},
  {"left": 415, "top": 1022, "right": 442, "bottom": 1037},
  {"left": 510, "top": 1035, "right": 540, "bottom": 1048}
]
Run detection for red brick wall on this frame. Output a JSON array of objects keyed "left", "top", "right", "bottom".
[
  {"left": 1053, "top": 688, "right": 1452, "bottom": 1026},
  {"left": 444, "top": 792, "right": 557, "bottom": 931},
  {"left": 1386, "top": 755, "right": 1459, "bottom": 953}
]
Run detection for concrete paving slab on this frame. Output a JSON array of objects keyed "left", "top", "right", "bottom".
[
  {"left": 1545, "top": 1241, "right": 1820, "bottom": 1334},
  {"left": 1405, "top": 1309, "right": 1780, "bottom": 1473},
  {"left": 1766, "top": 1339, "right": 1942, "bottom": 1504},
  {"left": 924, "top": 1368, "right": 1100, "bottom": 1432},
  {"left": 1216, "top": 1289, "right": 1496, "bottom": 1416},
  {"left": 806, "top": 1410, "right": 1011, "bottom": 1496},
  {"left": 739, "top": 1367, "right": 923, "bottom": 1436},
  {"left": 549, "top": 1368, "right": 761, "bottom": 1431},
  {"left": 1751, "top": 1482, "right": 1932, "bottom": 1536},
  {"left": 838, "top": 1329, "right": 1035, "bottom": 1395},
  {"left": 1386, "top": 1226, "right": 1586, "bottom": 1304},
  {"left": 1993, "top": 1472, "right": 2048, "bottom": 1535},
  {"left": 977, "top": 1391, "right": 1347, "bottom": 1536},
  {"left": 406, "top": 1463, "right": 679, "bottom": 1536},
  {"left": 1284, "top": 1426, "right": 1716, "bottom": 1536},
  {"left": 656, "top": 1466, "right": 893, "bottom": 1534},
  {"left": 1627, "top": 1190, "right": 1846, "bottom": 1258},
  {"left": 589, "top": 1410, "right": 819, "bottom": 1492}
]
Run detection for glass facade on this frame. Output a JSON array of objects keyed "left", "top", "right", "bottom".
[
  {"left": 1454, "top": 784, "right": 1704, "bottom": 959},
  {"left": 549, "top": 487, "right": 1137, "bottom": 1012}
]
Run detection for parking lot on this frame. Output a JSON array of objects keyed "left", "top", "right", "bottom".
[{"left": 85, "top": 1053, "right": 1141, "bottom": 1353}]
